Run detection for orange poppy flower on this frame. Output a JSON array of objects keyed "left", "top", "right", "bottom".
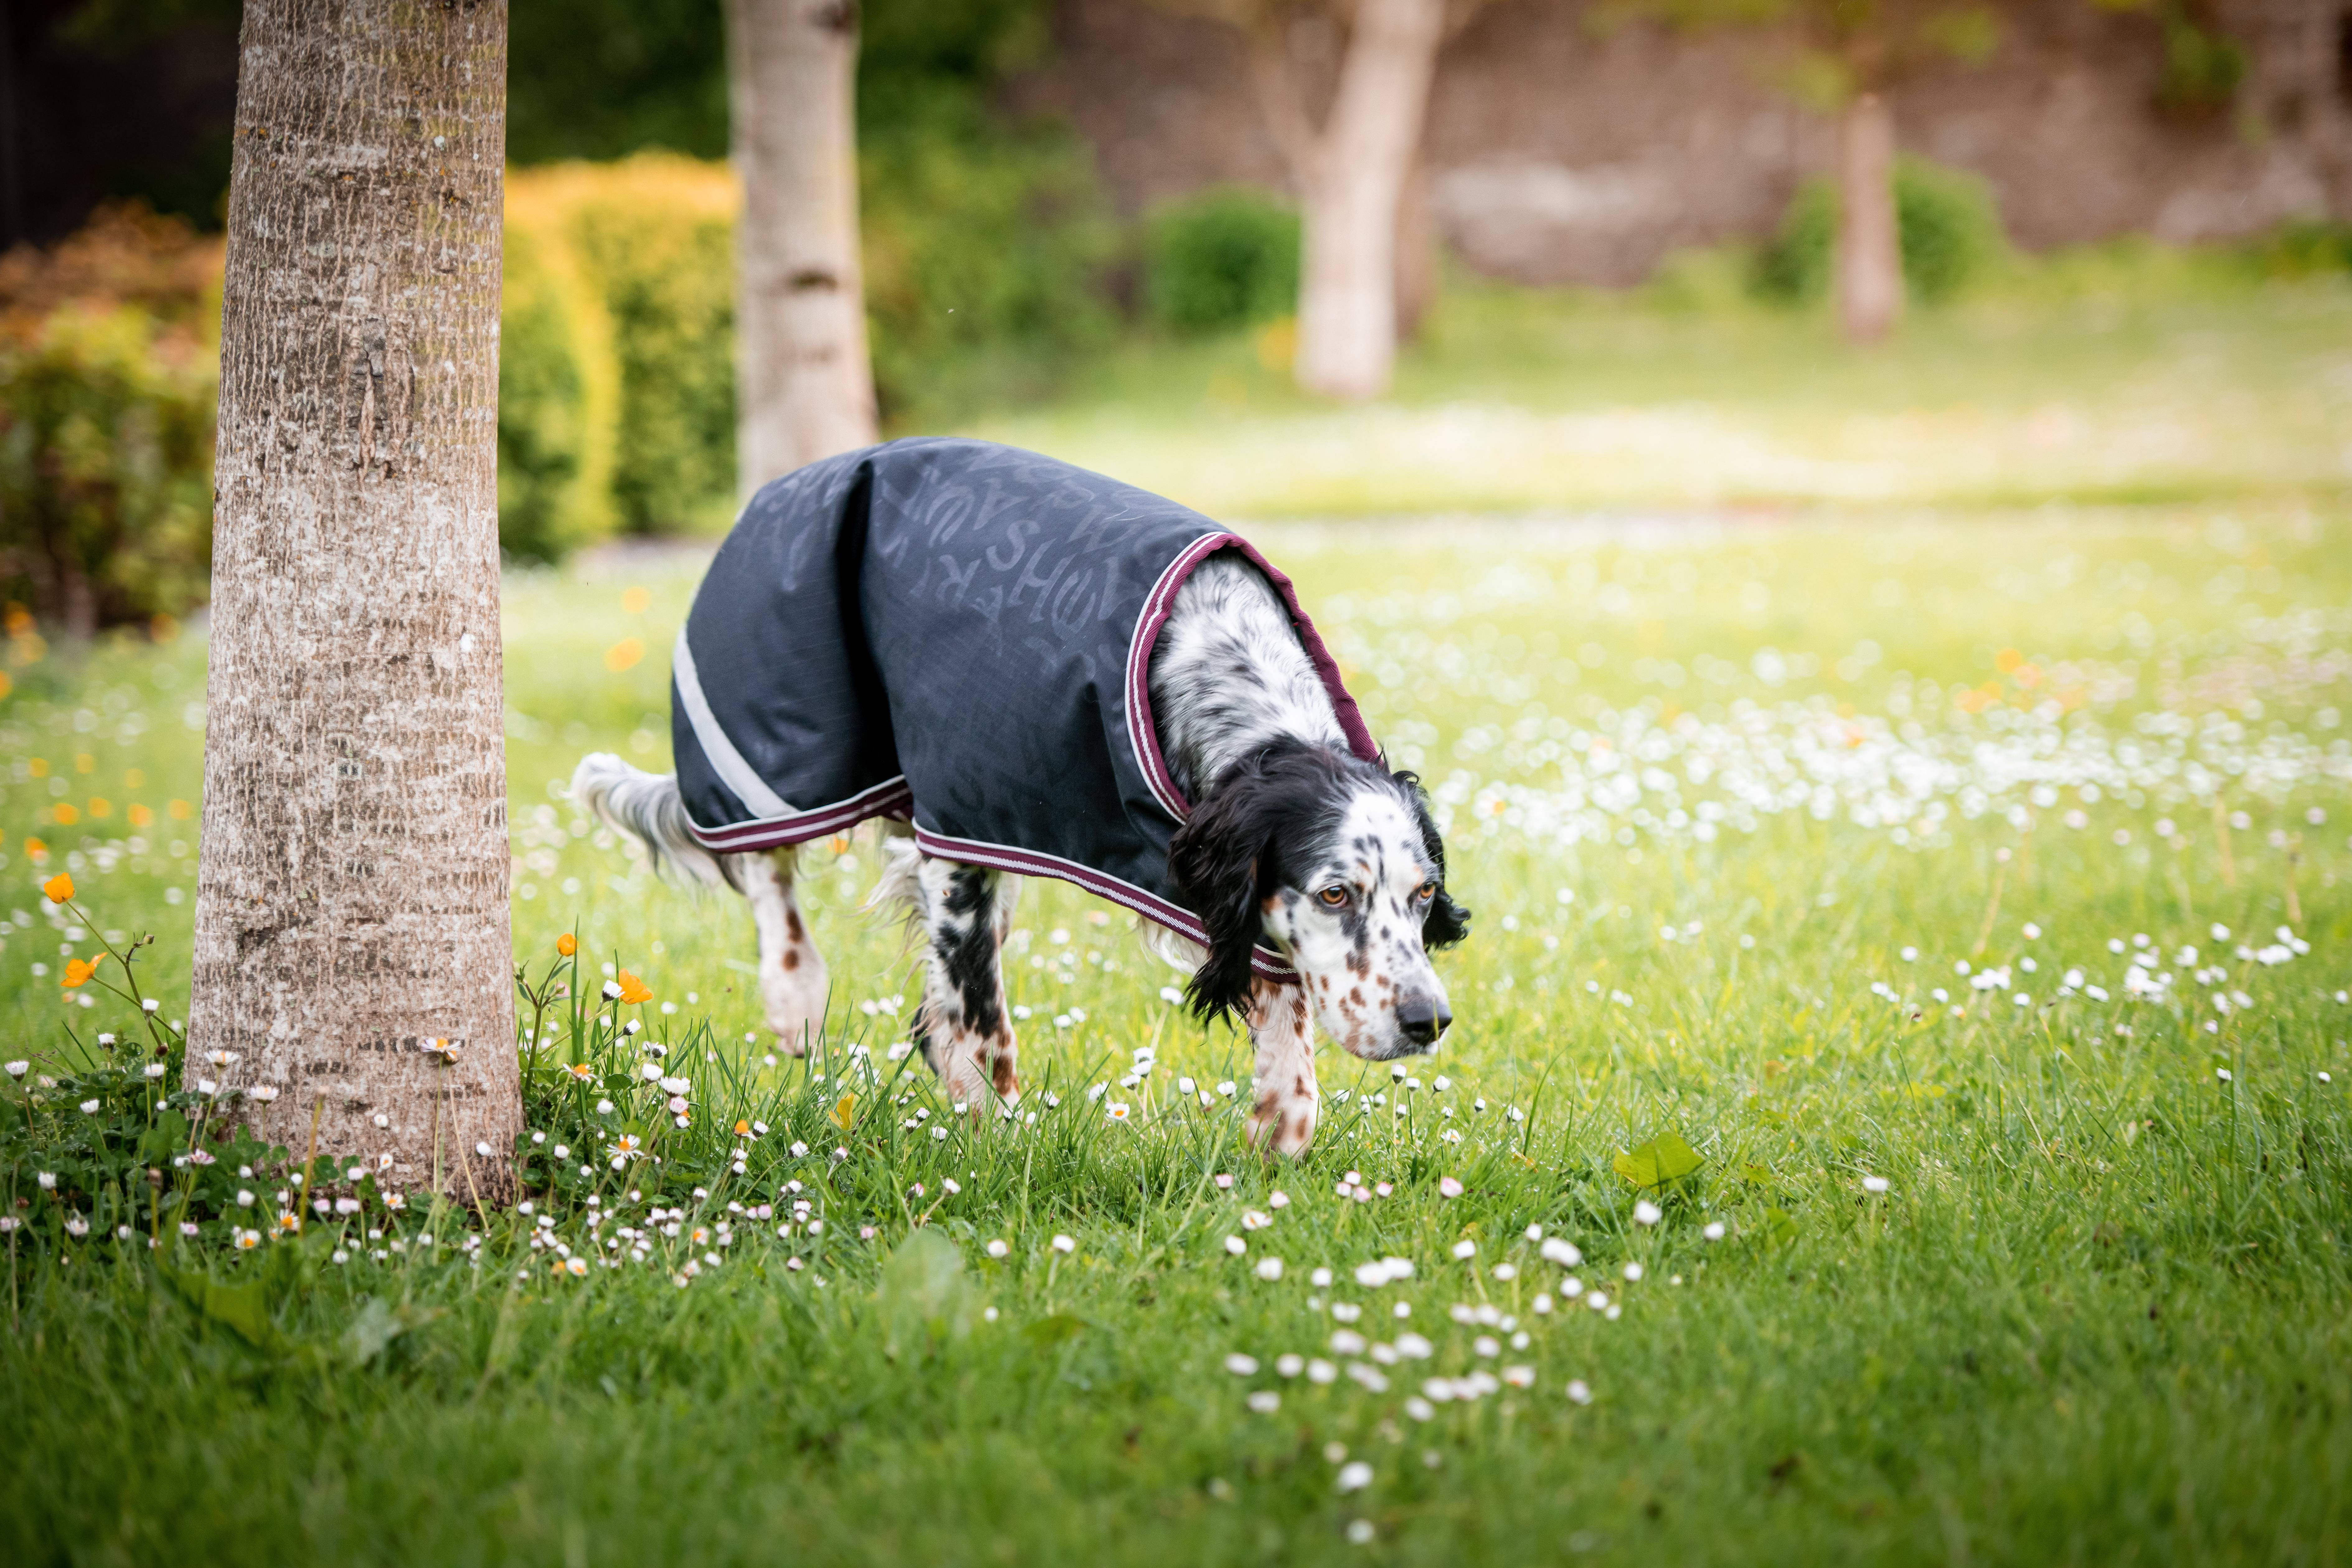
[
  {"left": 556, "top": 933, "right": 577, "bottom": 957},
  {"left": 61, "top": 956, "right": 99, "bottom": 988},
  {"left": 41, "top": 873, "right": 72, "bottom": 904},
  {"left": 615, "top": 969, "right": 653, "bottom": 1005}
]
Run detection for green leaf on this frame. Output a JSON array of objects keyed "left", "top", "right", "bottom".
[
  {"left": 1612, "top": 1130, "right": 1705, "bottom": 1192},
  {"left": 261, "top": 1230, "right": 321, "bottom": 1306},
  {"left": 343, "top": 1297, "right": 404, "bottom": 1367},
  {"left": 1022, "top": 1313, "right": 1093, "bottom": 1348},
  {"left": 877, "top": 1228, "right": 978, "bottom": 1359},
  {"left": 155, "top": 1258, "right": 282, "bottom": 1352},
  {"left": 138, "top": 1109, "right": 190, "bottom": 1165}
]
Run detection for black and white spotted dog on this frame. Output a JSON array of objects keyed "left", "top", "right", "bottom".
[{"left": 574, "top": 438, "right": 1467, "bottom": 1155}]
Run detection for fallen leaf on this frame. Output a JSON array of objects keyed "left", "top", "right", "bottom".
[{"left": 1613, "top": 1130, "right": 1704, "bottom": 1191}]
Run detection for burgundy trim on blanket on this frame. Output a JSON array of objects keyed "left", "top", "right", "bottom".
[
  {"left": 683, "top": 776, "right": 914, "bottom": 853},
  {"left": 912, "top": 827, "right": 1301, "bottom": 982},
  {"left": 689, "top": 798, "right": 1301, "bottom": 981},
  {"left": 1124, "top": 531, "right": 1381, "bottom": 823}
]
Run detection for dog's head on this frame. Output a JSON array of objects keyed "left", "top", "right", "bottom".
[{"left": 1169, "top": 740, "right": 1470, "bottom": 1059}]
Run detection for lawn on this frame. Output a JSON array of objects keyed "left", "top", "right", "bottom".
[
  {"left": 968, "top": 258, "right": 2352, "bottom": 518},
  {"left": 1, "top": 284, "right": 2350, "bottom": 1565}
]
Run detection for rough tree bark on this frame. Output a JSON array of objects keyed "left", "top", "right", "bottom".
[
  {"left": 190, "top": 0, "right": 519, "bottom": 1201},
  {"left": 1834, "top": 90, "right": 1903, "bottom": 342},
  {"left": 1253, "top": 0, "right": 1446, "bottom": 401},
  {"left": 728, "top": 0, "right": 877, "bottom": 498}
]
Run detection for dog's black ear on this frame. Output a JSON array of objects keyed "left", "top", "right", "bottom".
[
  {"left": 1396, "top": 769, "right": 1471, "bottom": 950},
  {"left": 1424, "top": 885, "right": 1472, "bottom": 950},
  {"left": 1168, "top": 766, "right": 1281, "bottom": 1028}
]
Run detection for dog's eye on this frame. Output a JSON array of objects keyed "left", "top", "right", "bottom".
[
  {"left": 1416, "top": 881, "right": 1438, "bottom": 901},
  {"left": 1317, "top": 886, "right": 1348, "bottom": 908}
]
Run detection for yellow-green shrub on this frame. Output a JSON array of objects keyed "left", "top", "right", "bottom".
[
  {"left": 498, "top": 221, "right": 618, "bottom": 561},
  {"left": 502, "top": 156, "right": 736, "bottom": 545}
]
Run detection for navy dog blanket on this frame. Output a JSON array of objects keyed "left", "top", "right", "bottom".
[{"left": 671, "top": 437, "right": 1377, "bottom": 975}]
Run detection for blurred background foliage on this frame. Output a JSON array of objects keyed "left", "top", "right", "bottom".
[
  {"left": 2, "top": 0, "right": 2350, "bottom": 622},
  {"left": 0, "top": 204, "right": 218, "bottom": 635},
  {"left": 1752, "top": 157, "right": 2008, "bottom": 307},
  {"left": 1142, "top": 187, "right": 1304, "bottom": 338},
  {"left": 2148, "top": 0, "right": 2246, "bottom": 117},
  {"left": 503, "top": 1, "right": 730, "bottom": 164},
  {"left": 499, "top": 0, "right": 1122, "bottom": 558}
]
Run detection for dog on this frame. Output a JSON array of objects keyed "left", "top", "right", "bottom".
[{"left": 574, "top": 437, "right": 1467, "bottom": 1155}]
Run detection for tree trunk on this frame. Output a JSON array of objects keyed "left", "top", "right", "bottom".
[
  {"left": 191, "top": 0, "right": 519, "bottom": 1202},
  {"left": 1394, "top": 149, "right": 1436, "bottom": 344},
  {"left": 1834, "top": 90, "right": 1903, "bottom": 343},
  {"left": 729, "top": 0, "right": 877, "bottom": 499},
  {"left": 1293, "top": 0, "right": 1444, "bottom": 401}
]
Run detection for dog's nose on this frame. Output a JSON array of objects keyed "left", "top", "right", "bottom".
[{"left": 1397, "top": 994, "right": 1451, "bottom": 1047}]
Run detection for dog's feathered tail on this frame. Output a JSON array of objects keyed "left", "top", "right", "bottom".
[
  {"left": 570, "top": 753, "right": 742, "bottom": 891},
  {"left": 861, "top": 833, "right": 927, "bottom": 929},
  {"left": 861, "top": 830, "right": 1025, "bottom": 947}
]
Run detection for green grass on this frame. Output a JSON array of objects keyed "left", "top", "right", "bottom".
[
  {"left": 0, "top": 493, "right": 2347, "bottom": 1564},
  {"left": 4, "top": 265, "right": 2352, "bottom": 1561},
  {"left": 958, "top": 257, "right": 2352, "bottom": 519}
]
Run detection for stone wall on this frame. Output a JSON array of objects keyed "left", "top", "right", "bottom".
[{"left": 1014, "top": 0, "right": 2352, "bottom": 286}]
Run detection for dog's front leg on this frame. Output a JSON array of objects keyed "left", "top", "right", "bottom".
[
  {"left": 1245, "top": 975, "right": 1318, "bottom": 1157},
  {"left": 913, "top": 856, "right": 1020, "bottom": 1114},
  {"left": 739, "top": 847, "right": 828, "bottom": 1055}
]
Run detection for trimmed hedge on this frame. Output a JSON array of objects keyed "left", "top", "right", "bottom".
[
  {"left": 501, "top": 156, "right": 735, "bottom": 550},
  {"left": 498, "top": 222, "right": 616, "bottom": 562},
  {"left": 501, "top": 141, "right": 1120, "bottom": 541}
]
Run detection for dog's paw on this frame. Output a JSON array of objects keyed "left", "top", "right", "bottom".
[
  {"left": 989, "top": 1037, "right": 1020, "bottom": 1105},
  {"left": 759, "top": 969, "right": 828, "bottom": 1057},
  {"left": 1248, "top": 1092, "right": 1316, "bottom": 1158}
]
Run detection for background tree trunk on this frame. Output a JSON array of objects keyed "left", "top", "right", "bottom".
[
  {"left": 1394, "top": 149, "right": 1436, "bottom": 343},
  {"left": 190, "top": 0, "right": 519, "bottom": 1201},
  {"left": 1292, "top": 0, "right": 1444, "bottom": 400},
  {"left": 729, "top": 0, "right": 877, "bottom": 499},
  {"left": 1834, "top": 90, "right": 1903, "bottom": 342}
]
